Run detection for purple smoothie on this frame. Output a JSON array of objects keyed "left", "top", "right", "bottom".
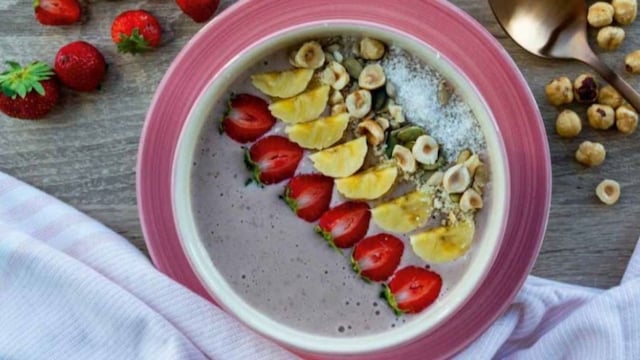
[{"left": 189, "top": 42, "right": 487, "bottom": 337}]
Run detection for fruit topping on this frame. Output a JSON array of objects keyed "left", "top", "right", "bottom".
[
  {"left": 351, "top": 234, "right": 404, "bottom": 282},
  {"left": 383, "top": 266, "right": 442, "bottom": 315},
  {"left": 245, "top": 135, "right": 303, "bottom": 186},
  {"left": 409, "top": 220, "right": 475, "bottom": 263},
  {"left": 282, "top": 174, "right": 334, "bottom": 222},
  {"left": 335, "top": 165, "right": 398, "bottom": 200},
  {"left": 269, "top": 85, "right": 330, "bottom": 123},
  {"left": 285, "top": 113, "right": 349, "bottom": 150},
  {"left": 371, "top": 190, "right": 433, "bottom": 233},
  {"left": 251, "top": 68, "right": 314, "bottom": 99},
  {"left": 220, "top": 94, "right": 276, "bottom": 143},
  {"left": 309, "top": 136, "right": 368, "bottom": 178},
  {"left": 315, "top": 202, "right": 371, "bottom": 250}
]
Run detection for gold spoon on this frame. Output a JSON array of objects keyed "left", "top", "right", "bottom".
[{"left": 489, "top": 0, "right": 640, "bottom": 110}]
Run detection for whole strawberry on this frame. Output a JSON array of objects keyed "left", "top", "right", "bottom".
[
  {"left": 111, "top": 10, "right": 162, "bottom": 54},
  {"left": 176, "top": 0, "right": 220, "bottom": 23},
  {"left": 55, "top": 41, "right": 107, "bottom": 92},
  {"left": 0, "top": 62, "right": 59, "bottom": 120},
  {"left": 34, "top": 0, "right": 81, "bottom": 26}
]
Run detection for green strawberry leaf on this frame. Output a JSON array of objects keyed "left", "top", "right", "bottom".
[
  {"left": 0, "top": 61, "right": 52, "bottom": 99},
  {"left": 381, "top": 284, "right": 404, "bottom": 317},
  {"left": 117, "top": 29, "right": 152, "bottom": 55}
]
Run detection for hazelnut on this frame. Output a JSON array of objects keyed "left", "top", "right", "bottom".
[
  {"left": 575, "top": 141, "right": 606, "bottom": 167},
  {"left": 329, "top": 89, "right": 344, "bottom": 105},
  {"left": 359, "top": 38, "right": 386, "bottom": 60},
  {"left": 321, "top": 62, "right": 350, "bottom": 90},
  {"left": 598, "top": 85, "right": 624, "bottom": 108},
  {"left": 587, "top": 104, "right": 615, "bottom": 130},
  {"left": 392, "top": 145, "right": 417, "bottom": 173},
  {"left": 612, "top": 0, "right": 638, "bottom": 25},
  {"left": 459, "top": 189, "right": 484, "bottom": 212},
  {"left": 412, "top": 135, "right": 439, "bottom": 165},
  {"left": 427, "top": 171, "right": 444, "bottom": 187},
  {"left": 358, "top": 64, "right": 386, "bottom": 90},
  {"left": 596, "top": 179, "right": 621, "bottom": 205},
  {"left": 291, "top": 41, "right": 325, "bottom": 69},
  {"left": 588, "top": 2, "right": 615, "bottom": 27},
  {"left": 574, "top": 74, "right": 599, "bottom": 103},
  {"left": 596, "top": 26, "right": 625, "bottom": 51},
  {"left": 357, "top": 119, "right": 385, "bottom": 146},
  {"left": 443, "top": 164, "right": 472, "bottom": 194},
  {"left": 331, "top": 103, "right": 347, "bottom": 115},
  {"left": 556, "top": 110, "right": 582, "bottom": 138},
  {"left": 388, "top": 102, "right": 406, "bottom": 125},
  {"left": 545, "top": 77, "right": 574, "bottom": 106},
  {"left": 625, "top": 50, "right": 640, "bottom": 74},
  {"left": 345, "top": 90, "right": 372, "bottom": 119},
  {"left": 616, "top": 106, "right": 639, "bottom": 134}
]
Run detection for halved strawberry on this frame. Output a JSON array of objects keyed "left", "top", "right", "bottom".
[
  {"left": 351, "top": 234, "right": 404, "bottom": 282},
  {"left": 221, "top": 94, "right": 276, "bottom": 143},
  {"left": 383, "top": 266, "right": 442, "bottom": 315},
  {"left": 315, "top": 202, "right": 371, "bottom": 250},
  {"left": 282, "top": 174, "right": 333, "bottom": 222},
  {"left": 245, "top": 136, "right": 303, "bottom": 186}
]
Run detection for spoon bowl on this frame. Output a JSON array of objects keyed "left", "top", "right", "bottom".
[{"left": 490, "top": 0, "right": 640, "bottom": 111}]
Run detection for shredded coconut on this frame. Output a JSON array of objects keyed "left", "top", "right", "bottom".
[{"left": 382, "top": 46, "right": 486, "bottom": 160}]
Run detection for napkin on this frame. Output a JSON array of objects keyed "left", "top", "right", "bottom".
[{"left": 0, "top": 170, "right": 638, "bottom": 359}]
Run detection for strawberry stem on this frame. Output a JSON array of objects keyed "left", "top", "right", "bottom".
[
  {"left": 0, "top": 61, "right": 53, "bottom": 99},
  {"left": 381, "top": 284, "right": 404, "bottom": 317},
  {"left": 243, "top": 149, "right": 264, "bottom": 188},
  {"left": 116, "top": 29, "right": 152, "bottom": 54},
  {"left": 314, "top": 226, "right": 343, "bottom": 255}
]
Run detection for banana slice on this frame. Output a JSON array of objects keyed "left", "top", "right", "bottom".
[
  {"left": 410, "top": 220, "right": 475, "bottom": 263},
  {"left": 251, "top": 68, "right": 314, "bottom": 98},
  {"left": 285, "top": 113, "right": 349, "bottom": 150},
  {"left": 336, "top": 165, "right": 398, "bottom": 200},
  {"left": 372, "top": 190, "right": 433, "bottom": 233},
  {"left": 269, "top": 85, "right": 330, "bottom": 123},
  {"left": 309, "top": 137, "right": 368, "bottom": 178}
]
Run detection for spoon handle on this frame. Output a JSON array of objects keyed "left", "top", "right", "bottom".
[{"left": 580, "top": 51, "right": 640, "bottom": 111}]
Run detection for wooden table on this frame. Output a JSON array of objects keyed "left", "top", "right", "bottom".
[{"left": 1, "top": 0, "right": 637, "bottom": 289}]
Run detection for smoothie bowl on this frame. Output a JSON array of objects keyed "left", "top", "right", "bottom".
[{"left": 172, "top": 23, "right": 509, "bottom": 356}]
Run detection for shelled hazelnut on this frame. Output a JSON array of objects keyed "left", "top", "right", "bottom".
[
  {"left": 545, "top": 77, "right": 574, "bottom": 106},
  {"left": 575, "top": 141, "right": 606, "bottom": 167},
  {"left": 556, "top": 110, "right": 582, "bottom": 138},
  {"left": 596, "top": 179, "right": 621, "bottom": 205},
  {"left": 598, "top": 85, "right": 624, "bottom": 108},
  {"left": 574, "top": 74, "right": 599, "bottom": 103},
  {"left": 616, "top": 106, "right": 639, "bottom": 134},
  {"left": 587, "top": 104, "right": 615, "bottom": 130},
  {"left": 625, "top": 50, "right": 640, "bottom": 73},
  {"left": 588, "top": 2, "right": 615, "bottom": 27},
  {"left": 612, "top": 0, "right": 638, "bottom": 26},
  {"left": 596, "top": 26, "right": 625, "bottom": 51}
]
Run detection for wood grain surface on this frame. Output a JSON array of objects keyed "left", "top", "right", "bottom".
[{"left": 0, "top": 0, "right": 638, "bottom": 289}]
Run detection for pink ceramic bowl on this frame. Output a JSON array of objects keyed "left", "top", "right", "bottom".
[
  {"left": 172, "top": 16, "right": 509, "bottom": 359},
  {"left": 138, "top": 1, "right": 551, "bottom": 359}
]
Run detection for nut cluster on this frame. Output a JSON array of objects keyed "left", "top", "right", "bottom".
[
  {"left": 588, "top": 0, "right": 636, "bottom": 51},
  {"left": 545, "top": 2, "right": 640, "bottom": 207}
]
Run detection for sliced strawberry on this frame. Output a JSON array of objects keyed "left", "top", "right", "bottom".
[
  {"left": 34, "top": 0, "right": 81, "bottom": 26},
  {"left": 245, "top": 136, "right": 303, "bottom": 186},
  {"left": 351, "top": 234, "right": 404, "bottom": 282},
  {"left": 383, "top": 266, "right": 442, "bottom": 315},
  {"left": 315, "top": 202, "right": 371, "bottom": 250},
  {"left": 282, "top": 174, "right": 333, "bottom": 222},
  {"left": 221, "top": 94, "right": 276, "bottom": 143}
]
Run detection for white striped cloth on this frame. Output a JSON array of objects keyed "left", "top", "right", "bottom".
[{"left": 0, "top": 170, "right": 638, "bottom": 359}]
